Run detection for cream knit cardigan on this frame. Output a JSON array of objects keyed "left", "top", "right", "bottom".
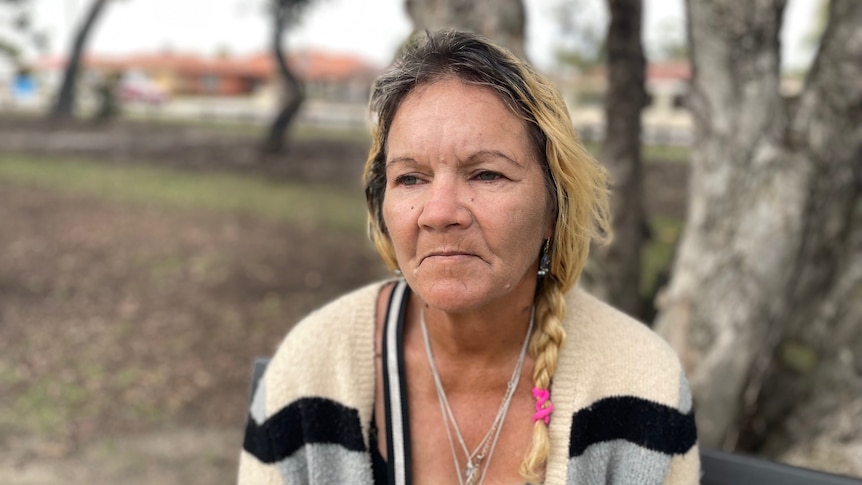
[{"left": 238, "top": 280, "right": 700, "bottom": 484}]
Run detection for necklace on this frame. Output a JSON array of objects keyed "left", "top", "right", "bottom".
[{"left": 420, "top": 306, "right": 534, "bottom": 485}]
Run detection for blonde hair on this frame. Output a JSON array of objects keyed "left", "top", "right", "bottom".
[{"left": 363, "top": 30, "right": 611, "bottom": 480}]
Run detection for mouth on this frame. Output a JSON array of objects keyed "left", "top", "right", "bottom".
[{"left": 422, "top": 251, "right": 476, "bottom": 262}]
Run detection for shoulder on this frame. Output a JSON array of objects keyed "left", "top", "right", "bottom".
[
  {"left": 543, "top": 288, "right": 698, "bottom": 484},
  {"left": 287, "top": 279, "right": 386, "bottom": 343},
  {"left": 242, "top": 281, "right": 388, "bottom": 479},
  {"left": 559, "top": 287, "right": 689, "bottom": 408},
  {"left": 260, "top": 279, "right": 390, "bottom": 416},
  {"left": 566, "top": 287, "right": 682, "bottom": 368}
]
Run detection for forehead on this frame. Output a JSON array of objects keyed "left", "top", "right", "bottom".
[
  {"left": 387, "top": 78, "right": 532, "bottom": 157},
  {"left": 396, "top": 78, "right": 517, "bottom": 122}
]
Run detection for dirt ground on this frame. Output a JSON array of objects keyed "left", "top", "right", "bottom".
[{"left": 0, "top": 117, "right": 688, "bottom": 484}]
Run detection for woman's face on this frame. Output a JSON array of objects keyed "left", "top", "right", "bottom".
[{"left": 382, "top": 78, "right": 553, "bottom": 313}]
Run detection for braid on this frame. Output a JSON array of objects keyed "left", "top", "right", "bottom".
[{"left": 520, "top": 277, "right": 567, "bottom": 481}]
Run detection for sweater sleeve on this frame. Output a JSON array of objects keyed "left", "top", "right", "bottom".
[
  {"left": 237, "top": 369, "right": 374, "bottom": 485},
  {"left": 662, "top": 445, "right": 701, "bottom": 485},
  {"left": 238, "top": 449, "right": 284, "bottom": 485},
  {"left": 662, "top": 370, "right": 701, "bottom": 485},
  {"left": 237, "top": 366, "right": 289, "bottom": 485},
  {"left": 547, "top": 289, "right": 701, "bottom": 484},
  {"left": 236, "top": 282, "right": 382, "bottom": 485}
]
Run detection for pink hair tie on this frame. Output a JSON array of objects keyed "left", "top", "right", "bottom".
[{"left": 532, "top": 387, "right": 553, "bottom": 425}]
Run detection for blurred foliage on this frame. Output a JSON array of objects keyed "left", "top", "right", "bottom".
[
  {"left": 551, "top": 0, "right": 607, "bottom": 70},
  {"left": 780, "top": 340, "right": 819, "bottom": 374},
  {"left": 641, "top": 216, "right": 681, "bottom": 299},
  {"left": 268, "top": 0, "right": 316, "bottom": 27},
  {"left": 0, "top": 0, "right": 48, "bottom": 67},
  {"left": 650, "top": 17, "right": 687, "bottom": 61}
]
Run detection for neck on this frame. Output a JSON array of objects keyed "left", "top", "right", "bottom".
[{"left": 411, "top": 293, "right": 535, "bottom": 367}]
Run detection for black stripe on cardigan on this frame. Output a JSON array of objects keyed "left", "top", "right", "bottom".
[
  {"left": 569, "top": 396, "right": 697, "bottom": 457},
  {"left": 243, "top": 397, "right": 366, "bottom": 463}
]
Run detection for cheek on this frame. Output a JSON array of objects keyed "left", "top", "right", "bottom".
[
  {"left": 382, "top": 198, "right": 413, "bottom": 249},
  {"left": 509, "top": 208, "right": 547, "bottom": 250},
  {"left": 381, "top": 200, "right": 396, "bottom": 238},
  {"left": 507, "top": 193, "right": 554, "bottom": 258}
]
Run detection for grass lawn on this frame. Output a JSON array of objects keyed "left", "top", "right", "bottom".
[{"left": 0, "top": 154, "right": 369, "bottom": 235}]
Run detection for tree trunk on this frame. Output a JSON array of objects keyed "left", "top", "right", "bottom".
[
  {"left": 404, "top": 0, "right": 527, "bottom": 60},
  {"left": 262, "top": 2, "right": 305, "bottom": 155},
  {"left": 581, "top": 0, "right": 648, "bottom": 319},
  {"left": 52, "top": 0, "right": 109, "bottom": 120},
  {"left": 742, "top": 0, "right": 862, "bottom": 473},
  {"left": 654, "top": 1, "right": 862, "bottom": 470}
]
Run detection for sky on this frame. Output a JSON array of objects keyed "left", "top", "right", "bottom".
[{"left": 27, "top": 0, "right": 819, "bottom": 72}]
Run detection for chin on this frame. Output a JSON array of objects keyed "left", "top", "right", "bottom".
[{"left": 409, "top": 278, "right": 497, "bottom": 313}]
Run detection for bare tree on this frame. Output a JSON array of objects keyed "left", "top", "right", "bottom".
[
  {"left": 52, "top": 0, "right": 110, "bottom": 120},
  {"left": 0, "top": 0, "right": 49, "bottom": 67},
  {"left": 405, "top": 0, "right": 527, "bottom": 59},
  {"left": 581, "top": 0, "right": 648, "bottom": 318},
  {"left": 261, "top": 0, "right": 311, "bottom": 155},
  {"left": 654, "top": 1, "right": 862, "bottom": 473},
  {"left": 549, "top": 0, "right": 607, "bottom": 72}
]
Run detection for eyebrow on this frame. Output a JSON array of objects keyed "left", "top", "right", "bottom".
[
  {"left": 386, "top": 150, "right": 525, "bottom": 168},
  {"left": 465, "top": 150, "right": 525, "bottom": 168},
  {"left": 385, "top": 156, "right": 417, "bottom": 167}
]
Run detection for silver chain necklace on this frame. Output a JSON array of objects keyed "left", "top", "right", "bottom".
[{"left": 420, "top": 306, "right": 534, "bottom": 485}]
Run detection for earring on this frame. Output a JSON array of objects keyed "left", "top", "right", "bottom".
[
  {"left": 538, "top": 238, "right": 551, "bottom": 277},
  {"left": 394, "top": 268, "right": 403, "bottom": 277}
]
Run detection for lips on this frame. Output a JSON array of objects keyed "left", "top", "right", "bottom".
[{"left": 421, "top": 251, "right": 476, "bottom": 263}]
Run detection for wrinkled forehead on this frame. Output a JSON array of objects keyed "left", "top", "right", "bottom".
[{"left": 382, "top": 75, "right": 543, "bottom": 160}]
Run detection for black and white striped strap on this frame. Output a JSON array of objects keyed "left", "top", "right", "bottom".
[{"left": 382, "top": 280, "right": 412, "bottom": 485}]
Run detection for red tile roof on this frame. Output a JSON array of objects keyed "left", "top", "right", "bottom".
[
  {"left": 584, "top": 61, "right": 691, "bottom": 81},
  {"left": 35, "top": 49, "right": 381, "bottom": 82},
  {"left": 646, "top": 62, "right": 690, "bottom": 80}
]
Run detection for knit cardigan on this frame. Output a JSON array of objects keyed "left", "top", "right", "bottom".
[{"left": 238, "top": 280, "right": 700, "bottom": 484}]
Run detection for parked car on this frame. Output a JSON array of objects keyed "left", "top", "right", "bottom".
[{"left": 118, "top": 77, "right": 168, "bottom": 105}]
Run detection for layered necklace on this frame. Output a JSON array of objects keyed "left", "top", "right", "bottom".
[{"left": 419, "top": 306, "right": 535, "bottom": 485}]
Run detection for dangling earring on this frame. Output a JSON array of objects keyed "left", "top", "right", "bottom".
[{"left": 538, "top": 238, "right": 551, "bottom": 277}]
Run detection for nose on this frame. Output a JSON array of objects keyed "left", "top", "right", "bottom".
[{"left": 417, "top": 176, "right": 471, "bottom": 230}]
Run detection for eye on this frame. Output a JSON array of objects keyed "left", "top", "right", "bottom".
[
  {"left": 395, "top": 174, "right": 420, "bottom": 186},
  {"left": 473, "top": 171, "right": 502, "bottom": 182}
]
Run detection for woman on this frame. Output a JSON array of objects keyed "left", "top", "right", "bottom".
[{"left": 239, "top": 30, "right": 699, "bottom": 484}]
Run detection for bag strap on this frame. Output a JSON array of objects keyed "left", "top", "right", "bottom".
[{"left": 382, "top": 280, "right": 412, "bottom": 485}]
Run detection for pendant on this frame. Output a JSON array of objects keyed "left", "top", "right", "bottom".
[{"left": 465, "top": 461, "right": 478, "bottom": 485}]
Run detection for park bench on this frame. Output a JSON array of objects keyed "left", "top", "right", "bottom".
[{"left": 247, "top": 358, "right": 862, "bottom": 485}]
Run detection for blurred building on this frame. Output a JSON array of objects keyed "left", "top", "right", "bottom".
[
  {"left": 23, "top": 49, "right": 381, "bottom": 126},
  {"left": 33, "top": 49, "right": 381, "bottom": 101},
  {"left": 558, "top": 61, "right": 804, "bottom": 146},
  {"left": 555, "top": 61, "right": 693, "bottom": 145}
]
